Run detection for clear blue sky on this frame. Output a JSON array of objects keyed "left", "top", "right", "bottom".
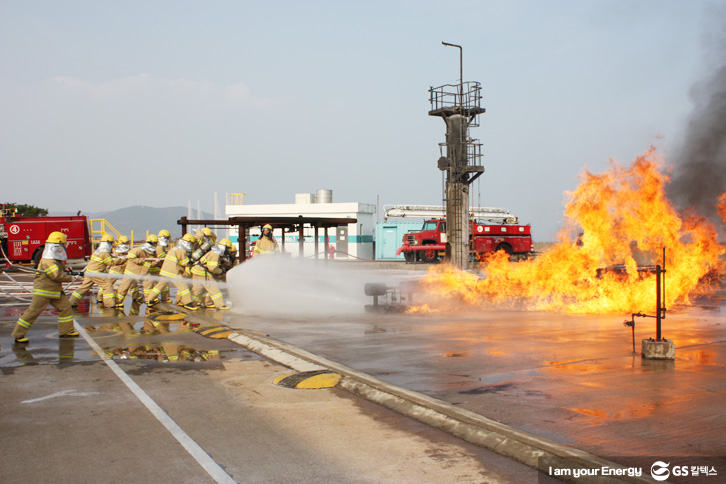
[{"left": 0, "top": 1, "right": 719, "bottom": 239}]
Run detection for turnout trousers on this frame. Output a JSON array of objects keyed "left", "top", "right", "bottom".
[
  {"left": 191, "top": 273, "right": 225, "bottom": 309},
  {"left": 69, "top": 275, "right": 117, "bottom": 308},
  {"left": 12, "top": 294, "right": 75, "bottom": 339}
]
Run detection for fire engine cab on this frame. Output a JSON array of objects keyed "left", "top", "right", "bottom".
[{"left": 0, "top": 206, "right": 92, "bottom": 266}]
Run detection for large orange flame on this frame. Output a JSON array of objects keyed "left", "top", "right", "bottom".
[
  {"left": 718, "top": 192, "right": 726, "bottom": 223},
  {"left": 415, "top": 147, "right": 725, "bottom": 314}
]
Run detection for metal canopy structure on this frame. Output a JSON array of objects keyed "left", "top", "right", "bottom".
[{"left": 177, "top": 216, "right": 357, "bottom": 263}]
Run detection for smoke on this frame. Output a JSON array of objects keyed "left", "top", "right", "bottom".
[
  {"left": 669, "top": 8, "right": 726, "bottom": 220},
  {"left": 225, "top": 256, "right": 419, "bottom": 317}
]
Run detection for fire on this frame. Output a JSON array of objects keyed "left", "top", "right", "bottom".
[{"left": 415, "top": 147, "right": 725, "bottom": 314}]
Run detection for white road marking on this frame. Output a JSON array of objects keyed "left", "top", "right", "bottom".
[{"left": 74, "top": 321, "right": 236, "bottom": 484}]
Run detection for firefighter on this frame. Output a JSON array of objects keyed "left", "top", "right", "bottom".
[
  {"left": 115, "top": 234, "right": 158, "bottom": 307},
  {"left": 190, "top": 238, "right": 234, "bottom": 310},
  {"left": 69, "top": 233, "right": 119, "bottom": 308},
  {"left": 144, "top": 229, "right": 171, "bottom": 302},
  {"left": 98, "top": 235, "right": 131, "bottom": 305},
  {"left": 146, "top": 232, "right": 198, "bottom": 310},
  {"left": 253, "top": 224, "right": 280, "bottom": 256},
  {"left": 12, "top": 232, "right": 78, "bottom": 343},
  {"left": 197, "top": 227, "right": 217, "bottom": 244},
  {"left": 221, "top": 242, "right": 239, "bottom": 273}
]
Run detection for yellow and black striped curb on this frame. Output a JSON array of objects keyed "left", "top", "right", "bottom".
[
  {"left": 193, "top": 324, "right": 236, "bottom": 339},
  {"left": 273, "top": 370, "right": 342, "bottom": 389}
]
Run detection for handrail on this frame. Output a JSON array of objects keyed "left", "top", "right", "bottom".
[{"left": 88, "top": 219, "right": 134, "bottom": 247}]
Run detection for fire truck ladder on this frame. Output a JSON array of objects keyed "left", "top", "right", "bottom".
[{"left": 383, "top": 205, "right": 518, "bottom": 224}]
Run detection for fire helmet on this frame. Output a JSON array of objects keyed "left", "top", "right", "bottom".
[
  {"left": 158, "top": 229, "right": 171, "bottom": 238},
  {"left": 146, "top": 234, "right": 159, "bottom": 244},
  {"left": 100, "top": 233, "right": 115, "bottom": 243},
  {"left": 262, "top": 224, "right": 272, "bottom": 231},
  {"left": 182, "top": 233, "right": 197, "bottom": 243},
  {"left": 118, "top": 235, "right": 131, "bottom": 245},
  {"left": 219, "top": 238, "right": 234, "bottom": 250},
  {"left": 46, "top": 231, "right": 67, "bottom": 244}
]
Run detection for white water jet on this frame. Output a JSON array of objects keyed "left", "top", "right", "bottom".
[{"left": 226, "top": 257, "right": 419, "bottom": 317}]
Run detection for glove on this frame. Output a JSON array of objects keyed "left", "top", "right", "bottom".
[{"left": 69, "top": 270, "right": 85, "bottom": 277}]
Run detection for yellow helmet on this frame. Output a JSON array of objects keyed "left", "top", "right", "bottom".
[
  {"left": 202, "top": 227, "right": 214, "bottom": 237},
  {"left": 219, "top": 238, "right": 234, "bottom": 250},
  {"left": 158, "top": 229, "right": 170, "bottom": 238},
  {"left": 146, "top": 234, "right": 159, "bottom": 243},
  {"left": 100, "top": 233, "right": 115, "bottom": 243},
  {"left": 47, "top": 231, "right": 67, "bottom": 244},
  {"left": 118, "top": 235, "right": 130, "bottom": 244},
  {"left": 182, "top": 233, "right": 197, "bottom": 243},
  {"left": 263, "top": 224, "right": 273, "bottom": 230}
]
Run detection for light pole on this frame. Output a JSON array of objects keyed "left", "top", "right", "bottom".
[{"left": 442, "top": 42, "right": 462, "bottom": 107}]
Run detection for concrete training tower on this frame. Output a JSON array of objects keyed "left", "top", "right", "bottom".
[{"left": 429, "top": 42, "right": 486, "bottom": 269}]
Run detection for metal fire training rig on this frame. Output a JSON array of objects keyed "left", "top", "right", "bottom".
[{"left": 622, "top": 247, "right": 673, "bottom": 359}]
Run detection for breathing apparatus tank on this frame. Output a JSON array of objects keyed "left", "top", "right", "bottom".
[{"left": 191, "top": 238, "right": 214, "bottom": 262}]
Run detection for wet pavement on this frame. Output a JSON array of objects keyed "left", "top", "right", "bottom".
[{"left": 2, "top": 266, "right": 725, "bottom": 483}]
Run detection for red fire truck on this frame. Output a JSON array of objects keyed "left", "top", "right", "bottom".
[
  {"left": 0, "top": 207, "right": 92, "bottom": 266},
  {"left": 397, "top": 218, "right": 535, "bottom": 263}
]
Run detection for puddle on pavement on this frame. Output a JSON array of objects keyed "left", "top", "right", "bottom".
[
  {"left": 102, "top": 343, "right": 223, "bottom": 363},
  {"left": 0, "top": 336, "right": 232, "bottom": 369}
]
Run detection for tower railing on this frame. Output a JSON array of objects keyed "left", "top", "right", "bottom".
[{"left": 429, "top": 81, "right": 483, "bottom": 125}]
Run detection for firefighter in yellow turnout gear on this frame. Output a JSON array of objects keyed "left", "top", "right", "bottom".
[
  {"left": 191, "top": 238, "right": 234, "bottom": 310},
  {"left": 12, "top": 232, "right": 79, "bottom": 343},
  {"left": 253, "top": 224, "right": 280, "bottom": 255},
  {"left": 115, "top": 234, "right": 158, "bottom": 306},
  {"left": 107, "top": 235, "right": 130, "bottom": 301},
  {"left": 146, "top": 233, "right": 198, "bottom": 310},
  {"left": 144, "top": 229, "right": 171, "bottom": 302},
  {"left": 69, "top": 233, "right": 121, "bottom": 308}
]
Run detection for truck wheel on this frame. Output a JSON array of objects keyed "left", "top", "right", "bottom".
[
  {"left": 420, "top": 245, "right": 438, "bottom": 263},
  {"left": 32, "top": 246, "right": 44, "bottom": 268},
  {"left": 403, "top": 251, "right": 415, "bottom": 263},
  {"left": 495, "top": 243, "right": 513, "bottom": 260},
  {"left": 364, "top": 283, "right": 388, "bottom": 296}
]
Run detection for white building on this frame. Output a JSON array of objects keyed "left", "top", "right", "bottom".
[{"left": 225, "top": 190, "right": 376, "bottom": 260}]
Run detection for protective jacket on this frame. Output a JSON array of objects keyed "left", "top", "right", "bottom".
[
  {"left": 254, "top": 236, "right": 279, "bottom": 255},
  {"left": 124, "top": 245, "right": 155, "bottom": 276},
  {"left": 33, "top": 259, "right": 73, "bottom": 298},
  {"left": 190, "top": 250, "right": 224, "bottom": 279},
  {"left": 160, "top": 246, "right": 192, "bottom": 278},
  {"left": 85, "top": 244, "right": 117, "bottom": 275}
]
